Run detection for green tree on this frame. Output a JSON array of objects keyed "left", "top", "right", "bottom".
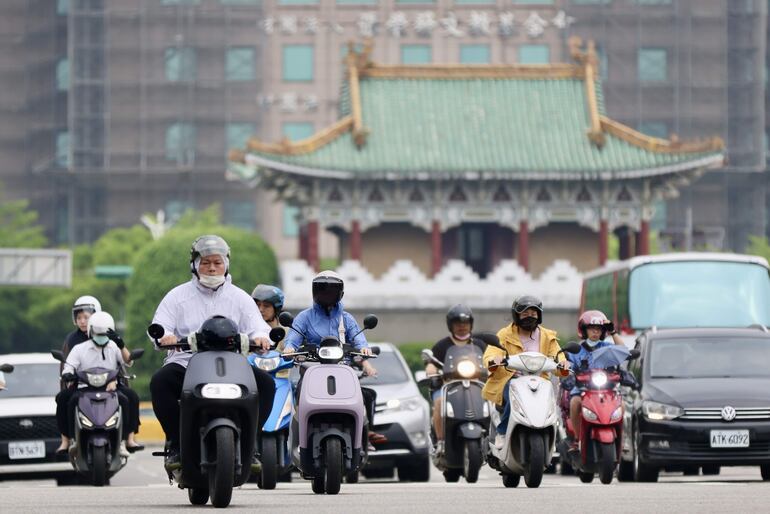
[
  {"left": 0, "top": 198, "right": 46, "bottom": 248},
  {"left": 747, "top": 235, "right": 770, "bottom": 262}
]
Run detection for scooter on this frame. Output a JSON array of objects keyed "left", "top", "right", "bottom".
[
  {"left": 249, "top": 348, "right": 294, "bottom": 489},
  {"left": 51, "top": 348, "right": 144, "bottom": 487},
  {"left": 277, "top": 311, "right": 379, "bottom": 495},
  {"left": 420, "top": 341, "right": 489, "bottom": 484},
  {"left": 147, "top": 321, "right": 264, "bottom": 508},
  {"left": 0, "top": 363, "right": 12, "bottom": 390},
  {"left": 485, "top": 341, "right": 563, "bottom": 488},
  {"left": 558, "top": 343, "right": 639, "bottom": 484}
]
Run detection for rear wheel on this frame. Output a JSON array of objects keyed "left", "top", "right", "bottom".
[
  {"left": 188, "top": 488, "right": 209, "bottom": 505},
  {"left": 345, "top": 470, "right": 359, "bottom": 483},
  {"left": 324, "top": 437, "right": 343, "bottom": 495},
  {"left": 560, "top": 453, "right": 575, "bottom": 476},
  {"left": 311, "top": 474, "right": 325, "bottom": 494},
  {"left": 523, "top": 433, "right": 545, "bottom": 488},
  {"left": 598, "top": 443, "right": 616, "bottom": 485},
  {"left": 91, "top": 446, "right": 108, "bottom": 487},
  {"left": 463, "top": 439, "right": 482, "bottom": 484},
  {"left": 408, "top": 456, "right": 430, "bottom": 482},
  {"left": 701, "top": 465, "right": 720, "bottom": 476},
  {"left": 683, "top": 465, "right": 699, "bottom": 476},
  {"left": 502, "top": 473, "right": 520, "bottom": 488},
  {"left": 209, "top": 427, "right": 235, "bottom": 508},
  {"left": 579, "top": 471, "right": 594, "bottom": 483},
  {"left": 760, "top": 464, "right": 770, "bottom": 481},
  {"left": 617, "top": 459, "right": 634, "bottom": 482},
  {"left": 443, "top": 469, "right": 461, "bottom": 482},
  {"left": 259, "top": 435, "right": 278, "bottom": 490},
  {"left": 632, "top": 427, "right": 658, "bottom": 483}
]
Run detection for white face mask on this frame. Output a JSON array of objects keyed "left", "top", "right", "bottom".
[
  {"left": 199, "top": 273, "right": 226, "bottom": 289},
  {"left": 453, "top": 332, "right": 471, "bottom": 342},
  {"left": 585, "top": 338, "right": 601, "bottom": 348},
  {"left": 93, "top": 334, "right": 110, "bottom": 346}
]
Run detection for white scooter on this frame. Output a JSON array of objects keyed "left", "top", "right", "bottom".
[{"left": 486, "top": 351, "right": 562, "bottom": 488}]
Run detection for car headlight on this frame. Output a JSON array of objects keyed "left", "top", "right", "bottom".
[
  {"left": 78, "top": 411, "right": 94, "bottom": 428},
  {"left": 87, "top": 372, "right": 109, "bottom": 388},
  {"left": 318, "top": 346, "right": 344, "bottom": 361},
  {"left": 104, "top": 411, "right": 120, "bottom": 428},
  {"left": 519, "top": 354, "right": 546, "bottom": 373},
  {"left": 591, "top": 371, "right": 608, "bottom": 388},
  {"left": 610, "top": 406, "right": 623, "bottom": 422},
  {"left": 582, "top": 406, "right": 598, "bottom": 422},
  {"left": 642, "top": 400, "right": 683, "bottom": 421},
  {"left": 201, "top": 383, "right": 242, "bottom": 399},
  {"left": 456, "top": 360, "right": 477, "bottom": 378},
  {"left": 385, "top": 397, "right": 422, "bottom": 412},
  {"left": 255, "top": 357, "right": 280, "bottom": 372}
]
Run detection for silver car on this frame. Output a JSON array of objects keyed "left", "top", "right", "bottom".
[{"left": 359, "top": 343, "right": 431, "bottom": 482}]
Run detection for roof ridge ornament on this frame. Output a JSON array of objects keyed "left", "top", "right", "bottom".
[{"left": 569, "top": 37, "right": 605, "bottom": 149}]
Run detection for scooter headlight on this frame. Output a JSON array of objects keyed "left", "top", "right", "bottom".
[
  {"left": 78, "top": 411, "right": 94, "bottom": 428},
  {"left": 105, "top": 411, "right": 120, "bottom": 428},
  {"left": 591, "top": 371, "right": 608, "bottom": 388},
  {"left": 255, "top": 357, "right": 280, "bottom": 372},
  {"left": 201, "top": 383, "right": 242, "bottom": 399},
  {"left": 86, "top": 372, "right": 109, "bottom": 388},
  {"left": 318, "top": 346, "right": 344, "bottom": 361},
  {"left": 582, "top": 406, "right": 598, "bottom": 422},
  {"left": 519, "top": 354, "right": 546, "bottom": 373},
  {"left": 456, "top": 360, "right": 477, "bottom": 378}
]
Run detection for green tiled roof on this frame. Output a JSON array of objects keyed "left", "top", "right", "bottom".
[{"left": 239, "top": 74, "right": 723, "bottom": 180}]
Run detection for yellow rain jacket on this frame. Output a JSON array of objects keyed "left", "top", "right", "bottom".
[{"left": 481, "top": 324, "right": 565, "bottom": 405}]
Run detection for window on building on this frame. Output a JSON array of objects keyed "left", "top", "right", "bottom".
[
  {"left": 518, "top": 45, "right": 550, "bottom": 64},
  {"left": 638, "top": 48, "right": 668, "bottom": 82},
  {"left": 456, "top": 0, "right": 493, "bottom": 4},
  {"left": 165, "top": 122, "right": 196, "bottom": 165},
  {"left": 56, "top": 58, "right": 69, "bottom": 91},
  {"left": 162, "top": 0, "right": 201, "bottom": 4},
  {"left": 226, "top": 47, "right": 255, "bottom": 81},
  {"left": 401, "top": 45, "right": 432, "bottom": 64},
  {"left": 224, "top": 201, "right": 256, "bottom": 230},
  {"left": 221, "top": 0, "right": 260, "bottom": 4},
  {"left": 283, "top": 205, "right": 300, "bottom": 237},
  {"left": 165, "top": 200, "right": 193, "bottom": 222},
  {"left": 634, "top": 0, "right": 672, "bottom": 4},
  {"left": 226, "top": 122, "right": 255, "bottom": 153},
  {"left": 278, "top": 0, "right": 318, "bottom": 5},
  {"left": 282, "top": 122, "right": 314, "bottom": 141},
  {"left": 460, "top": 44, "right": 491, "bottom": 64},
  {"left": 513, "top": 0, "right": 553, "bottom": 4},
  {"left": 57, "top": 0, "right": 69, "bottom": 15},
  {"left": 283, "top": 45, "right": 314, "bottom": 82},
  {"left": 571, "top": 0, "right": 610, "bottom": 4},
  {"left": 396, "top": 0, "right": 434, "bottom": 4},
  {"left": 638, "top": 122, "right": 668, "bottom": 139},
  {"left": 56, "top": 131, "right": 70, "bottom": 168},
  {"left": 165, "top": 47, "right": 196, "bottom": 82}
]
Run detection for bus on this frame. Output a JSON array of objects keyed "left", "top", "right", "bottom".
[{"left": 581, "top": 253, "right": 770, "bottom": 340}]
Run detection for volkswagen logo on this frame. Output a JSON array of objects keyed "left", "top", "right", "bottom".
[
  {"left": 721, "top": 406, "right": 737, "bottom": 422},
  {"left": 19, "top": 419, "right": 34, "bottom": 429}
]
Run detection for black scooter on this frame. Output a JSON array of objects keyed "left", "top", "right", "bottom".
[{"left": 148, "top": 322, "right": 266, "bottom": 508}]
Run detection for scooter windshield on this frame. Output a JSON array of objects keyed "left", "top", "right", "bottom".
[{"left": 443, "top": 345, "right": 486, "bottom": 381}]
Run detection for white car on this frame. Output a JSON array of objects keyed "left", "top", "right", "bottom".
[{"left": 0, "top": 353, "right": 77, "bottom": 484}]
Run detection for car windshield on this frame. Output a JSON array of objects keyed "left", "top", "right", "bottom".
[
  {"left": 359, "top": 351, "right": 409, "bottom": 386},
  {"left": 0, "top": 363, "right": 60, "bottom": 398},
  {"left": 629, "top": 261, "right": 770, "bottom": 329},
  {"left": 649, "top": 338, "right": 770, "bottom": 379}
]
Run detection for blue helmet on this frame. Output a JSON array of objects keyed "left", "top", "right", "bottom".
[{"left": 251, "top": 284, "right": 285, "bottom": 311}]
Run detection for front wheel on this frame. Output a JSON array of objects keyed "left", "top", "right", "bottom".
[
  {"left": 598, "top": 442, "right": 616, "bottom": 485},
  {"left": 188, "top": 488, "right": 209, "bottom": 505},
  {"left": 406, "top": 455, "right": 430, "bottom": 482},
  {"left": 91, "top": 445, "right": 108, "bottom": 487},
  {"left": 523, "top": 433, "right": 545, "bottom": 488},
  {"left": 345, "top": 470, "right": 359, "bottom": 484},
  {"left": 502, "top": 473, "right": 520, "bottom": 488},
  {"left": 463, "top": 439, "right": 482, "bottom": 484},
  {"left": 579, "top": 471, "right": 594, "bottom": 483},
  {"left": 209, "top": 427, "right": 235, "bottom": 508},
  {"left": 760, "top": 464, "right": 770, "bottom": 481},
  {"left": 259, "top": 435, "right": 278, "bottom": 490},
  {"left": 311, "top": 474, "right": 325, "bottom": 494},
  {"left": 324, "top": 437, "right": 343, "bottom": 495},
  {"left": 701, "top": 464, "right": 720, "bottom": 476},
  {"left": 443, "top": 469, "right": 461, "bottom": 483},
  {"left": 632, "top": 427, "right": 658, "bottom": 483}
]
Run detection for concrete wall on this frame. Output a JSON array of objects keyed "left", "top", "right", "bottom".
[
  {"left": 529, "top": 223, "right": 599, "bottom": 276},
  {"left": 361, "top": 223, "right": 431, "bottom": 277}
]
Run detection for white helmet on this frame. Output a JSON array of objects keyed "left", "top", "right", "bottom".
[
  {"left": 72, "top": 295, "right": 102, "bottom": 325},
  {"left": 87, "top": 311, "right": 115, "bottom": 339}
]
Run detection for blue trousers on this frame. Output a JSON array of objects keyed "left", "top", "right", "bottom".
[{"left": 497, "top": 379, "right": 512, "bottom": 435}]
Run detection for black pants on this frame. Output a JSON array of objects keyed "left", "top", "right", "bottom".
[
  {"left": 55, "top": 387, "right": 130, "bottom": 439},
  {"left": 150, "top": 363, "right": 276, "bottom": 448},
  {"left": 118, "top": 383, "right": 140, "bottom": 434}
]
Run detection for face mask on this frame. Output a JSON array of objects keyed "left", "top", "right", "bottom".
[
  {"left": 199, "top": 273, "right": 226, "bottom": 289},
  {"left": 453, "top": 332, "right": 471, "bottom": 341},
  {"left": 583, "top": 339, "right": 601, "bottom": 350},
  {"left": 518, "top": 316, "right": 539, "bottom": 331},
  {"left": 93, "top": 334, "right": 109, "bottom": 346}
]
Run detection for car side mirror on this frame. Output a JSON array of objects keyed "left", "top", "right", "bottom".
[
  {"left": 562, "top": 341, "right": 582, "bottom": 354},
  {"left": 0, "top": 364, "right": 13, "bottom": 373},
  {"left": 50, "top": 350, "right": 65, "bottom": 363},
  {"left": 278, "top": 312, "right": 295, "bottom": 328},
  {"left": 147, "top": 323, "right": 165, "bottom": 340},
  {"left": 129, "top": 348, "right": 145, "bottom": 361},
  {"left": 362, "top": 314, "right": 378, "bottom": 330},
  {"left": 269, "top": 327, "right": 286, "bottom": 343}
]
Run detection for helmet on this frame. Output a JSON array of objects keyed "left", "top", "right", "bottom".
[
  {"left": 512, "top": 295, "right": 543, "bottom": 325},
  {"left": 72, "top": 295, "right": 101, "bottom": 325},
  {"left": 446, "top": 304, "right": 474, "bottom": 332},
  {"left": 190, "top": 235, "right": 230, "bottom": 277},
  {"left": 199, "top": 315, "right": 239, "bottom": 350},
  {"left": 578, "top": 310, "right": 609, "bottom": 340},
  {"left": 251, "top": 284, "right": 285, "bottom": 311},
  {"left": 312, "top": 270, "right": 344, "bottom": 308},
  {"left": 87, "top": 311, "right": 115, "bottom": 338}
]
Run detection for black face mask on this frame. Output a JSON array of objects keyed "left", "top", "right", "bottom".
[{"left": 518, "top": 316, "right": 539, "bottom": 331}]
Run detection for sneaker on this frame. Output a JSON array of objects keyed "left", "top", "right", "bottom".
[
  {"left": 164, "top": 448, "right": 181, "bottom": 472},
  {"left": 250, "top": 454, "right": 262, "bottom": 474},
  {"left": 494, "top": 433, "right": 506, "bottom": 450},
  {"left": 567, "top": 441, "right": 580, "bottom": 455},
  {"left": 119, "top": 442, "right": 130, "bottom": 458},
  {"left": 431, "top": 440, "right": 444, "bottom": 456}
]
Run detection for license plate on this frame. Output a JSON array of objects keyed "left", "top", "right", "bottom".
[
  {"left": 710, "top": 430, "right": 750, "bottom": 448},
  {"left": 8, "top": 440, "right": 46, "bottom": 460}
]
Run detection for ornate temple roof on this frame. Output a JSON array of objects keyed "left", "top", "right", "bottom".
[{"left": 229, "top": 39, "right": 724, "bottom": 182}]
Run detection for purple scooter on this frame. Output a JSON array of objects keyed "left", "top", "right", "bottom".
[{"left": 276, "top": 311, "right": 379, "bottom": 495}]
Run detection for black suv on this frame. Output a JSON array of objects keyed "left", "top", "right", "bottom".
[{"left": 618, "top": 327, "right": 770, "bottom": 482}]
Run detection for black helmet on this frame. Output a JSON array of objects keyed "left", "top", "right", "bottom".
[
  {"left": 251, "top": 284, "right": 285, "bottom": 311},
  {"left": 312, "top": 271, "right": 344, "bottom": 309},
  {"left": 446, "top": 304, "right": 474, "bottom": 332},
  {"left": 199, "top": 315, "right": 239, "bottom": 350},
  {"left": 512, "top": 295, "right": 543, "bottom": 325},
  {"left": 190, "top": 235, "right": 230, "bottom": 277}
]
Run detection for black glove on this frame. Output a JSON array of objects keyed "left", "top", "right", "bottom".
[
  {"left": 106, "top": 329, "right": 125, "bottom": 349},
  {"left": 605, "top": 321, "right": 616, "bottom": 335},
  {"left": 62, "top": 372, "right": 76, "bottom": 387}
]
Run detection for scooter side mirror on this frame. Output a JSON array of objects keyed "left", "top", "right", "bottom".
[
  {"left": 561, "top": 341, "right": 582, "bottom": 354},
  {"left": 129, "top": 348, "right": 145, "bottom": 361},
  {"left": 628, "top": 349, "right": 641, "bottom": 360},
  {"left": 370, "top": 346, "right": 380, "bottom": 356},
  {"left": 278, "top": 312, "right": 295, "bottom": 328},
  {"left": 362, "top": 314, "right": 378, "bottom": 330},
  {"left": 50, "top": 350, "right": 65, "bottom": 363},
  {"left": 420, "top": 349, "right": 434, "bottom": 364},
  {"left": 476, "top": 332, "right": 503, "bottom": 350},
  {"left": 269, "top": 327, "right": 286, "bottom": 343},
  {"left": 147, "top": 323, "right": 165, "bottom": 340},
  {"left": 0, "top": 363, "right": 13, "bottom": 373},
  {"left": 414, "top": 370, "right": 427, "bottom": 384}
]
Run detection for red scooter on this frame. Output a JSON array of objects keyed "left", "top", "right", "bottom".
[{"left": 558, "top": 343, "right": 638, "bottom": 484}]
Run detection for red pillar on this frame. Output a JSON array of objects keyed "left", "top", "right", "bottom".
[
  {"left": 307, "top": 220, "right": 319, "bottom": 271},
  {"left": 518, "top": 220, "right": 529, "bottom": 272},
  {"left": 636, "top": 220, "right": 650, "bottom": 256},
  {"left": 431, "top": 220, "right": 442, "bottom": 276},
  {"left": 350, "top": 220, "right": 362, "bottom": 261},
  {"left": 599, "top": 219, "right": 609, "bottom": 266}
]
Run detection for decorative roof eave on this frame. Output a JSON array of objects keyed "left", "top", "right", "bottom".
[
  {"left": 232, "top": 116, "right": 354, "bottom": 160},
  {"left": 360, "top": 64, "right": 585, "bottom": 80},
  {"left": 242, "top": 152, "right": 725, "bottom": 182},
  {"left": 600, "top": 116, "right": 725, "bottom": 154}
]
